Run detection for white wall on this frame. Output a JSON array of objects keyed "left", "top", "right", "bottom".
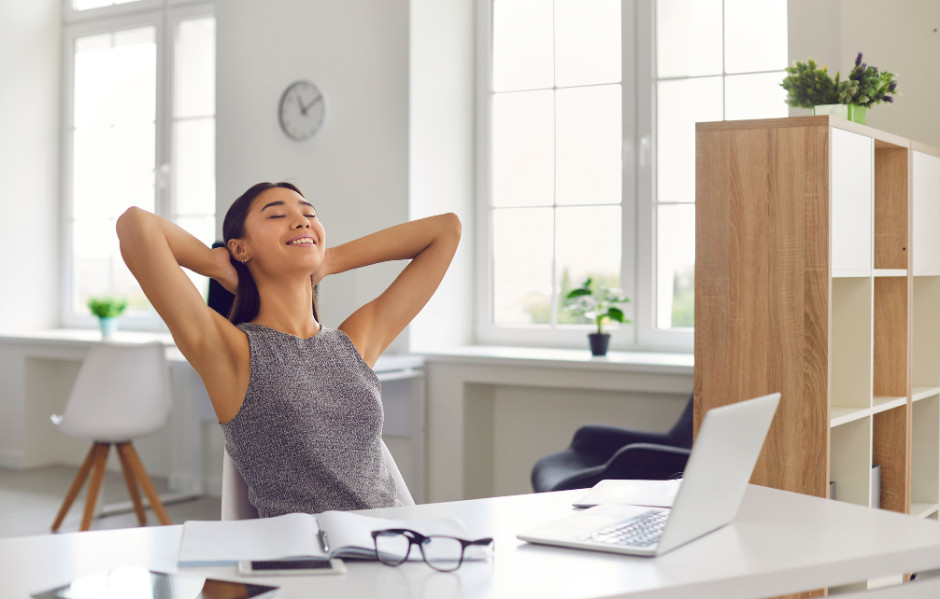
[
  {"left": 842, "top": 0, "right": 940, "bottom": 148},
  {"left": 0, "top": 0, "right": 60, "bottom": 333},
  {"left": 215, "top": 0, "right": 411, "bottom": 352},
  {"left": 788, "top": 0, "right": 940, "bottom": 149},
  {"left": 408, "top": 0, "right": 476, "bottom": 351}
]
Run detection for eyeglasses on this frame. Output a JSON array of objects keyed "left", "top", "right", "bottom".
[{"left": 371, "top": 528, "right": 494, "bottom": 572}]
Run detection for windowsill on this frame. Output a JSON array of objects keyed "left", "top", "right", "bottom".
[{"left": 419, "top": 345, "right": 694, "bottom": 375}]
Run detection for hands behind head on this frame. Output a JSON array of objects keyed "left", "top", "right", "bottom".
[{"left": 213, "top": 246, "right": 240, "bottom": 295}]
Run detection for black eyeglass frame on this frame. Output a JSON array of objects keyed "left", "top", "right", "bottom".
[{"left": 370, "top": 528, "right": 494, "bottom": 572}]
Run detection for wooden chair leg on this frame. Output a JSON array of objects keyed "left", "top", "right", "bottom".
[
  {"left": 80, "top": 444, "right": 110, "bottom": 532},
  {"left": 51, "top": 444, "right": 97, "bottom": 532},
  {"left": 118, "top": 443, "right": 171, "bottom": 526},
  {"left": 116, "top": 442, "right": 147, "bottom": 525}
]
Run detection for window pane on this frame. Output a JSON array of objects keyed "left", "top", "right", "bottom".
[
  {"left": 73, "top": 219, "right": 149, "bottom": 314},
  {"left": 656, "top": 0, "right": 722, "bottom": 78},
  {"left": 556, "top": 206, "right": 621, "bottom": 325},
  {"left": 656, "top": 204, "right": 695, "bottom": 329},
  {"left": 556, "top": 85, "right": 621, "bottom": 206},
  {"left": 74, "top": 27, "right": 156, "bottom": 128},
  {"left": 174, "top": 119, "right": 215, "bottom": 216},
  {"left": 554, "top": 0, "right": 620, "bottom": 88},
  {"left": 493, "top": 207, "right": 554, "bottom": 324},
  {"left": 724, "top": 72, "right": 788, "bottom": 121},
  {"left": 492, "top": 90, "right": 554, "bottom": 207},
  {"left": 724, "top": 0, "right": 787, "bottom": 74},
  {"left": 175, "top": 17, "right": 216, "bottom": 118},
  {"left": 656, "top": 77, "right": 722, "bottom": 203},
  {"left": 74, "top": 0, "right": 113, "bottom": 9},
  {"left": 73, "top": 123, "right": 155, "bottom": 219},
  {"left": 492, "top": 0, "right": 554, "bottom": 92}
]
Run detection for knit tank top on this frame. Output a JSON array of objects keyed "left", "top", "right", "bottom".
[{"left": 220, "top": 322, "right": 399, "bottom": 517}]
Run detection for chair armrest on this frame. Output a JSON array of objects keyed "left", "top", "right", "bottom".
[
  {"left": 603, "top": 443, "right": 691, "bottom": 481},
  {"left": 571, "top": 424, "right": 674, "bottom": 461}
]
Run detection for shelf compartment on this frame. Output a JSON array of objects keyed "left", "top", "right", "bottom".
[
  {"left": 913, "top": 277, "right": 940, "bottom": 390},
  {"left": 832, "top": 277, "right": 873, "bottom": 414},
  {"left": 911, "top": 503, "right": 939, "bottom": 519},
  {"left": 831, "top": 416, "right": 873, "bottom": 507},
  {"left": 873, "top": 404, "right": 909, "bottom": 513},
  {"left": 911, "top": 395, "right": 940, "bottom": 514},
  {"left": 832, "top": 128, "right": 873, "bottom": 274},
  {"left": 913, "top": 151, "right": 940, "bottom": 275},
  {"left": 874, "top": 277, "right": 908, "bottom": 403},
  {"left": 874, "top": 147, "right": 909, "bottom": 270}
]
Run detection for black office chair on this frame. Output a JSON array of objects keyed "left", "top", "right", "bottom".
[
  {"left": 531, "top": 395, "right": 694, "bottom": 493},
  {"left": 207, "top": 242, "right": 236, "bottom": 318}
]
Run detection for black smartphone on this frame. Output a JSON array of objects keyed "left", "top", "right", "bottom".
[{"left": 238, "top": 558, "right": 347, "bottom": 576}]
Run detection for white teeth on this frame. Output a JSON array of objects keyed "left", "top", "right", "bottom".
[{"left": 289, "top": 238, "right": 314, "bottom": 245}]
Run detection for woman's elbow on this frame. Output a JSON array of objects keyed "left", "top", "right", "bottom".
[
  {"left": 441, "top": 212, "right": 462, "bottom": 240},
  {"left": 116, "top": 206, "right": 147, "bottom": 239}
]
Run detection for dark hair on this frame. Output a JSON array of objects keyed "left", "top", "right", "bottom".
[{"left": 222, "top": 181, "right": 319, "bottom": 326}]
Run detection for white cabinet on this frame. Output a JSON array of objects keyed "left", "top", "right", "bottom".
[
  {"left": 831, "top": 128, "right": 874, "bottom": 276},
  {"left": 913, "top": 150, "right": 940, "bottom": 275}
]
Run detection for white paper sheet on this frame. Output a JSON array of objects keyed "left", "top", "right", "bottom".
[{"left": 573, "top": 479, "right": 682, "bottom": 508}]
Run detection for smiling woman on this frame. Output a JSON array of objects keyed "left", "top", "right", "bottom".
[{"left": 116, "top": 181, "right": 460, "bottom": 516}]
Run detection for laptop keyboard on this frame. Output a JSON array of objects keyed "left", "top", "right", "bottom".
[{"left": 579, "top": 509, "right": 669, "bottom": 547}]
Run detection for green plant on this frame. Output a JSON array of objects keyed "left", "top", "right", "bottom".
[
  {"left": 780, "top": 58, "right": 841, "bottom": 108},
  {"left": 564, "top": 278, "right": 631, "bottom": 335},
  {"left": 87, "top": 296, "right": 129, "bottom": 319},
  {"left": 780, "top": 53, "right": 898, "bottom": 109}
]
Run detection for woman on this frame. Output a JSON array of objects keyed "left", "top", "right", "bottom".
[{"left": 117, "top": 182, "right": 460, "bottom": 517}]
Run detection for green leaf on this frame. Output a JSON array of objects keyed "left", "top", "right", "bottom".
[
  {"left": 607, "top": 307, "right": 624, "bottom": 322},
  {"left": 566, "top": 288, "right": 593, "bottom": 299}
]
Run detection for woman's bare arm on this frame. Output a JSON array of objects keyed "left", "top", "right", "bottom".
[
  {"left": 330, "top": 213, "right": 461, "bottom": 366},
  {"left": 116, "top": 208, "right": 247, "bottom": 421}
]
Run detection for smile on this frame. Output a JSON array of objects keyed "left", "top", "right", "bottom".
[{"left": 287, "top": 237, "right": 316, "bottom": 246}]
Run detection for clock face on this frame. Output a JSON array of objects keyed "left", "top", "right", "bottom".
[{"left": 279, "top": 80, "right": 326, "bottom": 141}]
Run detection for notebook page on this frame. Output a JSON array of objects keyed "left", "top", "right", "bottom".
[{"left": 178, "top": 513, "right": 325, "bottom": 565}]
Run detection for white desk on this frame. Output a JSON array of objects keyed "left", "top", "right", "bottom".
[{"left": 7, "top": 486, "right": 940, "bottom": 599}]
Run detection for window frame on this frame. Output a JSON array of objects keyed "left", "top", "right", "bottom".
[
  {"left": 474, "top": 0, "right": 642, "bottom": 351},
  {"left": 60, "top": 0, "right": 215, "bottom": 331}
]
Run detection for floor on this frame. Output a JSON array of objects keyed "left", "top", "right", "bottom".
[{"left": 0, "top": 465, "right": 220, "bottom": 539}]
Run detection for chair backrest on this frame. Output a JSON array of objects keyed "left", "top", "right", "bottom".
[
  {"left": 57, "top": 342, "right": 171, "bottom": 442},
  {"left": 220, "top": 439, "right": 415, "bottom": 520},
  {"left": 667, "top": 394, "right": 695, "bottom": 449}
]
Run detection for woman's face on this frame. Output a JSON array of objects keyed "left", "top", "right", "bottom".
[{"left": 232, "top": 186, "right": 326, "bottom": 277}]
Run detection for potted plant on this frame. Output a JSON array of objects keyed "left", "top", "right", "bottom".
[
  {"left": 87, "top": 296, "right": 129, "bottom": 338},
  {"left": 564, "top": 278, "right": 631, "bottom": 357},
  {"left": 780, "top": 53, "right": 897, "bottom": 125}
]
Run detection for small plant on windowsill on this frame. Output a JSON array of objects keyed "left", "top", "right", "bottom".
[
  {"left": 87, "top": 296, "right": 129, "bottom": 339},
  {"left": 564, "top": 278, "right": 631, "bottom": 357}
]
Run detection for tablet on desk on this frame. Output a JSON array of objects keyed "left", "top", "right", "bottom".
[{"left": 31, "top": 567, "right": 279, "bottom": 599}]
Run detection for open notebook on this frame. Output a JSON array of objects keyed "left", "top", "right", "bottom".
[{"left": 178, "top": 511, "right": 474, "bottom": 566}]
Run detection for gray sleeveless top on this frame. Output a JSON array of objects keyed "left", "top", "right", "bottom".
[{"left": 220, "top": 323, "right": 399, "bottom": 517}]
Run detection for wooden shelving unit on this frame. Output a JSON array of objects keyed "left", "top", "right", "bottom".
[{"left": 694, "top": 116, "right": 940, "bottom": 595}]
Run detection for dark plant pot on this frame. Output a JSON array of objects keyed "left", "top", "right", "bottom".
[{"left": 588, "top": 333, "right": 611, "bottom": 356}]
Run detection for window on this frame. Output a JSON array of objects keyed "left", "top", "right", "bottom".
[
  {"left": 651, "top": 0, "right": 787, "bottom": 331},
  {"left": 479, "top": 0, "right": 634, "bottom": 348},
  {"left": 478, "top": 0, "right": 787, "bottom": 351},
  {"left": 63, "top": 2, "right": 215, "bottom": 330}
]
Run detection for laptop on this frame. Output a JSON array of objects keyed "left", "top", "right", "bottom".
[{"left": 518, "top": 392, "right": 780, "bottom": 557}]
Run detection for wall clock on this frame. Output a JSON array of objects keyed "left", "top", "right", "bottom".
[{"left": 278, "top": 80, "right": 326, "bottom": 142}]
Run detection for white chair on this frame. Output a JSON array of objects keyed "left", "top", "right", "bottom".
[
  {"left": 50, "top": 341, "right": 172, "bottom": 532},
  {"left": 221, "top": 440, "right": 415, "bottom": 520}
]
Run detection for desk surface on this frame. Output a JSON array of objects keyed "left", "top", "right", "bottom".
[{"left": 6, "top": 485, "right": 940, "bottom": 599}]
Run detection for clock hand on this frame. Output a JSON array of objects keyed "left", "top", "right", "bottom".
[
  {"left": 302, "top": 94, "right": 323, "bottom": 111},
  {"left": 297, "top": 95, "right": 307, "bottom": 116}
]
